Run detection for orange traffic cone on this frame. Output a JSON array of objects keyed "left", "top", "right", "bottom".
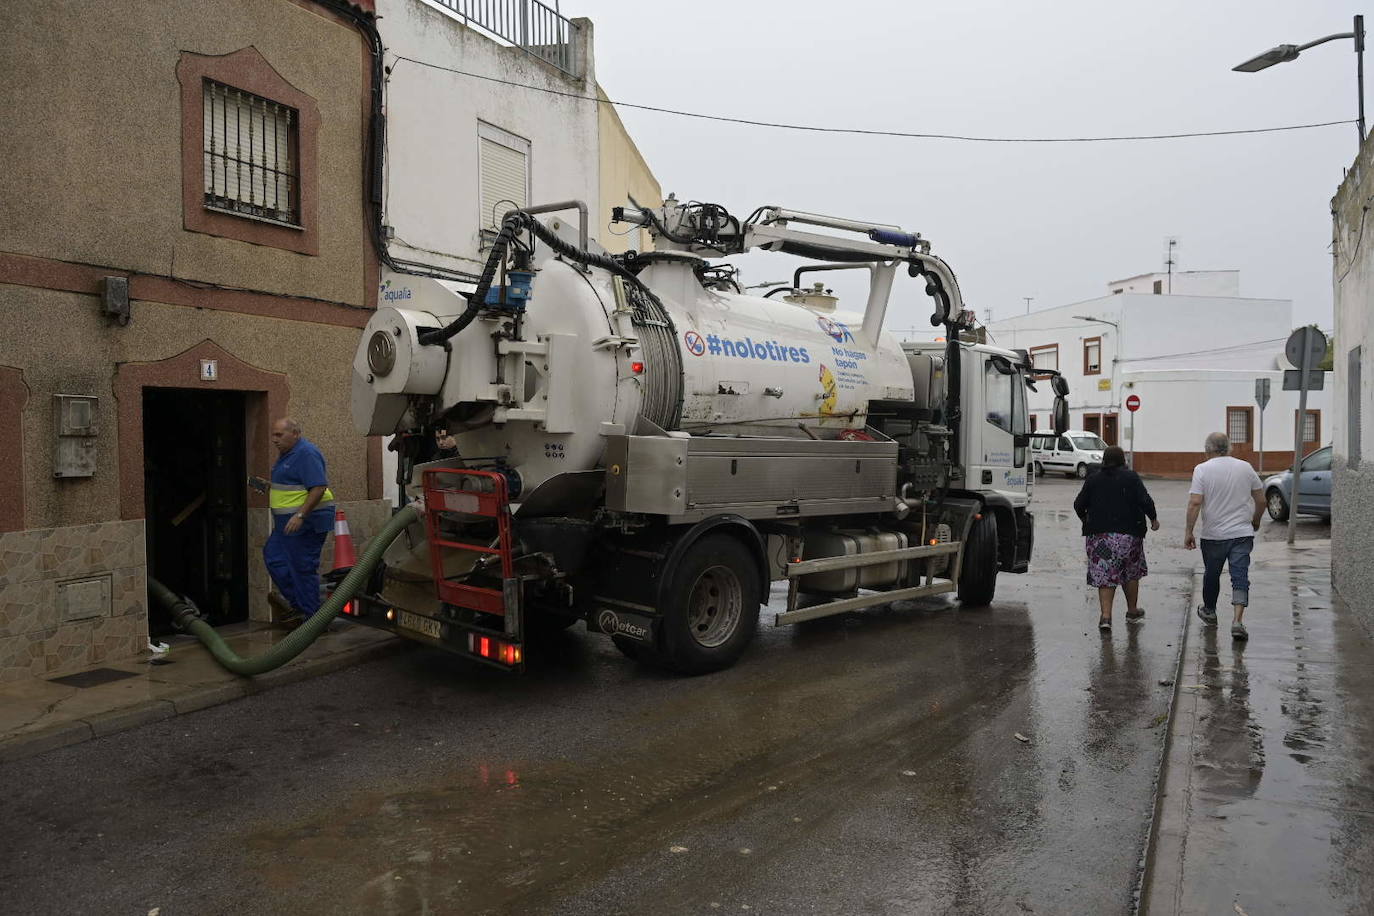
[
  {"left": 332, "top": 508, "right": 358, "bottom": 572},
  {"left": 327, "top": 508, "right": 360, "bottom": 618}
]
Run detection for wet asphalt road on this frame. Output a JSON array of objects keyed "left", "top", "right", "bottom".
[{"left": 0, "top": 478, "right": 1329, "bottom": 915}]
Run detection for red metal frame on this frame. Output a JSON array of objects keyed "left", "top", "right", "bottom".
[{"left": 420, "top": 469, "right": 515, "bottom": 616}]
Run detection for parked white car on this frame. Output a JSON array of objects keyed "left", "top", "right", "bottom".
[{"left": 1030, "top": 430, "right": 1107, "bottom": 479}]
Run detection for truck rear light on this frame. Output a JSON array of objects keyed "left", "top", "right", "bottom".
[
  {"left": 385, "top": 608, "right": 396, "bottom": 621},
  {"left": 630, "top": 361, "right": 645, "bottom": 374},
  {"left": 467, "top": 633, "right": 522, "bottom": 666}
]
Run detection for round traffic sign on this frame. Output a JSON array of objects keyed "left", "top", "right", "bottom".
[
  {"left": 1126, "top": 394, "right": 1141, "bottom": 412},
  {"left": 1284, "top": 326, "right": 1327, "bottom": 369}
]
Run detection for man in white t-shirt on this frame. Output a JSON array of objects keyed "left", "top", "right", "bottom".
[{"left": 1184, "top": 432, "right": 1265, "bottom": 640}]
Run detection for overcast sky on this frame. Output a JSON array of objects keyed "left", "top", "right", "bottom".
[{"left": 573, "top": 0, "right": 1360, "bottom": 334}]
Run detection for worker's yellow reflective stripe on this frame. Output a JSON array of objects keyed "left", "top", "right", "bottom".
[{"left": 270, "top": 485, "right": 336, "bottom": 513}]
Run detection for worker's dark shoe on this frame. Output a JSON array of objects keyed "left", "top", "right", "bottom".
[
  {"left": 267, "top": 591, "right": 293, "bottom": 619},
  {"left": 1231, "top": 622, "right": 1249, "bottom": 641},
  {"left": 277, "top": 612, "right": 304, "bottom": 632},
  {"left": 1196, "top": 605, "right": 1218, "bottom": 628}
]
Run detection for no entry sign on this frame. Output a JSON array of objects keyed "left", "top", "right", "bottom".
[{"left": 1126, "top": 394, "right": 1141, "bottom": 412}]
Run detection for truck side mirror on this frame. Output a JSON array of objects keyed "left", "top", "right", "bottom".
[{"left": 1052, "top": 397, "right": 1070, "bottom": 436}]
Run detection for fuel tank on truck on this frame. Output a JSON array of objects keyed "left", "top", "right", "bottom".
[{"left": 351, "top": 228, "right": 916, "bottom": 500}]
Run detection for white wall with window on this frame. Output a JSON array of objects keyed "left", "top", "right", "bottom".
[
  {"left": 994, "top": 272, "right": 1332, "bottom": 473},
  {"left": 1110, "top": 369, "right": 1330, "bottom": 460},
  {"left": 378, "top": 0, "right": 598, "bottom": 276}
]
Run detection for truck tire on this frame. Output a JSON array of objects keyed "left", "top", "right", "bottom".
[
  {"left": 957, "top": 512, "right": 999, "bottom": 607},
  {"left": 657, "top": 534, "right": 761, "bottom": 675},
  {"left": 1074, "top": 462, "right": 1088, "bottom": 480},
  {"left": 1033, "top": 461, "right": 1044, "bottom": 478}
]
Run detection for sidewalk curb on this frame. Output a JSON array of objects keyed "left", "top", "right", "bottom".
[
  {"left": 0, "top": 635, "right": 411, "bottom": 766},
  {"left": 1131, "top": 566, "right": 1198, "bottom": 915}
]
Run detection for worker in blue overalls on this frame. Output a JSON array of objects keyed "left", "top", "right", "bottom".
[{"left": 265, "top": 417, "right": 335, "bottom": 627}]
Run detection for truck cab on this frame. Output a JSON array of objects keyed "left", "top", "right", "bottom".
[{"left": 900, "top": 339, "right": 1037, "bottom": 577}]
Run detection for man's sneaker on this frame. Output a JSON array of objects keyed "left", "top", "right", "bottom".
[
  {"left": 1196, "top": 605, "right": 1218, "bottom": 627},
  {"left": 1231, "top": 622, "right": 1249, "bottom": 641}
]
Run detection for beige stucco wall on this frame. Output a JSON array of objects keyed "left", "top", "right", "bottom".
[
  {"left": 0, "top": 0, "right": 367, "bottom": 307},
  {"left": 597, "top": 87, "right": 662, "bottom": 255},
  {"left": 0, "top": 289, "right": 368, "bottom": 531}
]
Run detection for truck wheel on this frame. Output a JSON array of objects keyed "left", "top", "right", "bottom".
[
  {"left": 658, "top": 534, "right": 761, "bottom": 675},
  {"left": 1075, "top": 463, "right": 1088, "bottom": 480},
  {"left": 1033, "top": 461, "right": 1044, "bottom": 478},
  {"left": 957, "top": 512, "right": 999, "bottom": 607}
]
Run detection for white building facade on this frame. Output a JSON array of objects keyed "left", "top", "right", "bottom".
[
  {"left": 380, "top": 0, "right": 601, "bottom": 278},
  {"left": 1332, "top": 136, "right": 1374, "bottom": 621},
  {"left": 374, "top": 1, "right": 662, "bottom": 500},
  {"left": 989, "top": 273, "right": 1330, "bottom": 477}
]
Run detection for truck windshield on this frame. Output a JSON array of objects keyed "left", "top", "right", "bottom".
[{"left": 1072, "top": 435, "right": 1107, "bottom": 450}]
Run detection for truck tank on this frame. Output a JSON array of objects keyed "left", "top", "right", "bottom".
[{"left": 353, "top": 237, "right": 914, "bottom": 497}]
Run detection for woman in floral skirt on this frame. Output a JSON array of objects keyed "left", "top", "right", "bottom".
[{"left": 1073, "top": 446, "right": 1160, "bottom": 631}]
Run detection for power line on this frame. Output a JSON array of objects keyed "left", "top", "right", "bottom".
[{"left": 388, "top": 56, "right": 1355, "bottom": 144}]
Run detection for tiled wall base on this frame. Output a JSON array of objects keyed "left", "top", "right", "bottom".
[{"left": 0, "top": 521, "right": 148, "bottom": 682}]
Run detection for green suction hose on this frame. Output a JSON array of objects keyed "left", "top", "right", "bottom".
[{"left": 148, "top": 506, "right": 420, "bottom": 676}]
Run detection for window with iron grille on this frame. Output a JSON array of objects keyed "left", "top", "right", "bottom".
[
  {"left": 1226, "top": 407, "right": 1251, "bottom": 444},
  {"left": 203, "top": 80, "right": 299, "bottom": 226},
  {"left": 1301, "top": 409, "right": 1319, "bottom": 443}
]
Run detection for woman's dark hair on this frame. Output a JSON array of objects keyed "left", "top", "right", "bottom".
[{"left": 1102, "top": 445, "right": 1127, "bottom": 468}]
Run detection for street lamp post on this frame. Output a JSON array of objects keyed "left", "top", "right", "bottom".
[
  {"left": 1233, "top": 14, "right": 1366, "bottom": 146},
  {"left": 1073, "top": 315, "right": 1126, "bottom": 462}
]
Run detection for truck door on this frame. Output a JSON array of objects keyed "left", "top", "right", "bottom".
[{"left": 977, "top": 355, "right": 1022, "bottom": 476}]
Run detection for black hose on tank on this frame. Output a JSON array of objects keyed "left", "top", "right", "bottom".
[{"left": 414, "top": 210, "right": 686, "bottom": 427}]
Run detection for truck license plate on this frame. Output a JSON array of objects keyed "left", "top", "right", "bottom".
[{"left": 397, "top": 610, "right": 443, "bottom": 640}]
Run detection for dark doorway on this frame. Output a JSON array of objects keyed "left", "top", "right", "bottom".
[
  {"left": 1103, "top": 414, "right": 1120, "bottom": 447},
  {"left": 1083, "top": 414, "right": 1102, "bottom": 437},
  {"left": 143, "top": 388, "right": 248, "bottom": 637}
]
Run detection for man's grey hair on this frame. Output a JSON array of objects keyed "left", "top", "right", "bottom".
[
  {"left": 1204, "top": 432, "right": 1230, "bottom": 455},
  {"left": 278, "top": 417, "right": 302, "bottom": 434}
]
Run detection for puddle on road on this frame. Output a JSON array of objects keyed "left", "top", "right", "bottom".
[{"left": 241, "top": 613, "right": 1050, "bottom": 914}]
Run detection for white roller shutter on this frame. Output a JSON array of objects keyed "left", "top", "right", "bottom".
[
  {"left": 203, "top": 80, "right": 296, "bottom": 224},
  {"left": 479, "top": 123, "right": 530, "bottom": 229}
]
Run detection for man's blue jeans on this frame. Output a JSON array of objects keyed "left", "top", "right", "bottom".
[{"left": 1200, "top": 536, "right": 1253, "bottom": 610}]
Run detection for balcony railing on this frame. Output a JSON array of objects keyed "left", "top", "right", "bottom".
[{"left": 428, "top": 0, "right": 581, "bottom": 77}]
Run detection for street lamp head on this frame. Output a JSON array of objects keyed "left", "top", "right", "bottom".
[{"left": 1233, "top": 44, "right": 1301, "bottom": 72}]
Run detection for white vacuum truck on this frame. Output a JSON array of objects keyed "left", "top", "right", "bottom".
[{"left": 348, "top": 199, "right": 1070, "bottom": 673}]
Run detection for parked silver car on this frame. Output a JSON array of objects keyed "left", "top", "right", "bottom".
[{"left": 1262, "top": 445, "right": 1332, "bottom": 522}]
